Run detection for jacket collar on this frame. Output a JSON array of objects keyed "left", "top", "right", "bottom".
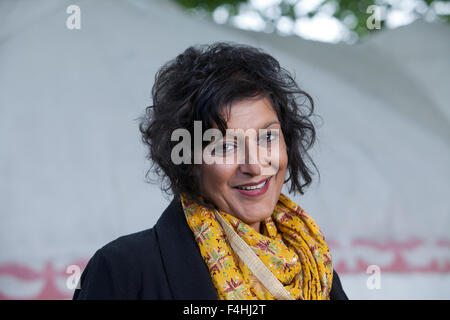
[{"left": 155, "top": 197, "right": 217, "bottom": 299}]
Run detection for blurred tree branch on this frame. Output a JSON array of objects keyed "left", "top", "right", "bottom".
[{"left": 172, "top": 0, "right": 450, "bottom": 43}]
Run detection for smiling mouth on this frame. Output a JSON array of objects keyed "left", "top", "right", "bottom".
[
  {"left": 235, "top": 179, "right": 269, "bottom": 190},
  {"left": 233, "top": 176, "right": 273, "bottom": 195}
]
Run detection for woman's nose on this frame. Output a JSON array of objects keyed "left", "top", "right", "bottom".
[
  {"left": 238, "top": 162, "right": 261, "bottom": 176},
  {"left": 238, "top": 139, "right": 262, "bottom": 176}
]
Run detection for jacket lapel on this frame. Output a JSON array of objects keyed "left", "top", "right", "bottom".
[{"left": 155, "top": 197, "right": 217, "bottom": 299}]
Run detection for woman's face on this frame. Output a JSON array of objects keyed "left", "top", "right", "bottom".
[{"left": 199, "top": 96, "right": 288, "bottom": 233}]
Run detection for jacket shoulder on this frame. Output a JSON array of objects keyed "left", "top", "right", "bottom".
[
  {"left": 99, "top": 227, "right": 158, "bottom": 257},
  {"left": 330, "top": 269, "right": 348, "bottom": 300},
  {"left": 73, "top": 227, "right": 163, "bottom": 299}
]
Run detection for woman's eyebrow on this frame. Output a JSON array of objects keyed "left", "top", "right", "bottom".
[
  {"left": 221, "top": 120, "right": 280, "bottom": 140},
  {"left": 262, "top": 120, "right": 280, "bottom": 129}
]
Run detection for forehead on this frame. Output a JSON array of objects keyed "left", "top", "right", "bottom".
[{"left": 224, "top": 96, "right": 279, "bottom": 130}]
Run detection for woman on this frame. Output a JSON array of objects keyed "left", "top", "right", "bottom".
[{"left": 73, "top": 42, "right": 347, "bottom": 300}]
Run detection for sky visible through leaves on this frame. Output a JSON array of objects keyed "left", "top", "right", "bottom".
[{"left": 173, "top": 0, "right": 450, "bottom": 43}]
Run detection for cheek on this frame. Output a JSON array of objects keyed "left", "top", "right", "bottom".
[
  {"left": 201, "top": 164, "right": 236, "bottom": 190},
  {"left": 280, "top": 140, "right": 288, "bottom": 170},
  {"left": 268, "top": 135, "right": 288, "bottom": 172}
]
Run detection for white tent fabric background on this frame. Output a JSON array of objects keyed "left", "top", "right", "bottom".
[{"left": 0, "top": 0, "right": 449, "bottom": 299}]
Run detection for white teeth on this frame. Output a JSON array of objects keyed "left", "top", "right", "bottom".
[{"left": 237, "top": 180, "right": 267, "bottom": 191}]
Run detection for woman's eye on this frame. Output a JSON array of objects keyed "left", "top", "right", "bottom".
[
  {"left": 213, "top": 142, "right": 235, "bottom": 156},
  {"left": 260, "top": 131, "right": 278, "bottom": 143},
  {"left": 223, "top": 143, "right": 235, "bottom": 152}
]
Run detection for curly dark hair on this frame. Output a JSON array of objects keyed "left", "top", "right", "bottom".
[{"left": 138, "top": 42, "right": 320, "bottom": 206}]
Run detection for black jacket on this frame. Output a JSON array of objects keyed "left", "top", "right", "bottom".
[{"left": 73, "top": 197, "right": 348, "bottom": 300}]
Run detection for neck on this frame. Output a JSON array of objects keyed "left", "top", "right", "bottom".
[{"left": 249, "top": 221, "right": 261, "bottom": 234}]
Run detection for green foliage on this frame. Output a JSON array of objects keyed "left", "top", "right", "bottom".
[
  {"left": 172, "top": 0, "right": 450, "bottom": 42},
  {"left": 174, "top": 0, "right": 246, "bottom": 13}
]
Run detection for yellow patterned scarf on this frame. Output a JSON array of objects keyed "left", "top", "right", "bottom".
[{"left": 181, "top": 193, "right": 333, "bottom": 300}]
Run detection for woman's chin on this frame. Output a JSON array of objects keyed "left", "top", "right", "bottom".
[{"left": 236, "top": 202, "right": 276, "bottom": 224}]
